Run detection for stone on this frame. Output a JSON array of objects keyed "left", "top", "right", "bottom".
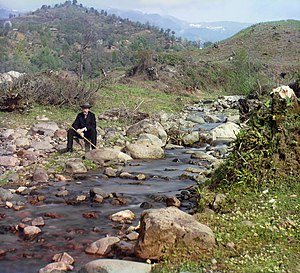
[
  {"left": 6, "top": 144, "right": 17, "bottom": 154},
  {"left": 136, "top": 173, "right": 146, "bottom": 180},
  {"left": 138, "top": 133, "right": 164, "bottom": 147},
  {"left": 110, "top": 210, "right": 135, "bottom": 222},
  {"left": 31, "top": 122, "right": 59, "bottom": 137},
  {"left": 166, "top": 196, "right": 181, "bottom": 208},
  {"left": 52, "top": 252, "right": 74, "bottom": 265},
  {"left": 85, "top": 148, "right": 132, "bottom": 164},
  {"left": 0, "top": 188, "right": 14, "bottom": 202},
  {"left": 191, "top": 151, "right": 215, "bottom": 161},
  {"left": 38, "top": 262, "right": 68, "bottom": 273},
  {"left": 182, "top": 132, "right": 200, "bottom": 145},
  {"left": 126, "top": 231, "right": 139, "bottom": 241},
  {"left": 15, "top": 137, "right": 30, "bottom": 147},
  {"left": 126, "top": 119, "right": 167, "bottom": 145},
  {"left": 23, "top": 226, "right": 41, "bottom": 240},
  {"left": 79, "top": 259, "right": 152, "bottom": 273},
  {"left": 104, "top": 167, "right": 117, "bottom": 177},
  {"left": 7, "top": 173, "right": 19, "bottom": 182},
  {"left": 65, "top": 159, "right": 87, "bottom": 174},
  {"left": 186, "top": 114, "right": 205, "bottom": 124},
  {"left": 85, "top": 237, "right": 120, "bottom": 255},
  {"left": 31, "top": 140, "right": 53, "bottom": 151},
  {"left": 76, "top": 195, "right": 86, "bottom": 201},
  {"left": 212, "top": 193, "right": 227, "bottom": 210},
  {"left": 204, "top": 114, "right": 222, "bottom": 123},
  {"left": 120, "top": 172, "right": 135, "bottom": 179},
  {"left": 135, "top": 207, "right": 215, "bottom": 260},
  {"left": 209, "top": 122, "right": 240, "bottom": 141},
  {"left": 33, "top": 167, "right": 48, "bottom": 182},
  {"left": 125, "top": 140, "right": 164, "bottom": 159},
  {"left": 0, "top": 156, "right": 20, "bottom": 167},
  {"left": 32, "top": 217, "right": 45, "bottom": 227},
  {"left": 56, "top": 190, "right": 69, "bottom": 197},
  {"left": 94, "top": 194, "right": 104, "bottom": 203},
  {"left": 90, "top": 188, "right": 109, "bottom": 199},
  {"left": 54, "top": 129, "right": 67, "bottom": 139}
]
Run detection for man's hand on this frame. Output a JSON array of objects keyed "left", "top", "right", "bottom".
[{"left": 76, "top": 128, "right": 85, "bottom": 137}]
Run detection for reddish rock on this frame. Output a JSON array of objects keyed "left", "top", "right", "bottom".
[
  {"left": 44, "top": 212, "right": 63, "bottom": 218},
  {"left": 82, "top": 212, "right": 99, "bottom": 219},
  {"left": 166, "top": 196, "right": 181, "bottom": 208},
  {"left": 52, "top": 252, "right": 74, "bottom": 265},
  {"left": 38, "top": 262, "right": 68, "bottom": 273},
  {"left": 85, "top": 237, "right": 120, "bottom": 255}
]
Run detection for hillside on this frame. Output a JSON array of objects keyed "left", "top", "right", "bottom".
[{"left": 0, "top": 2, "right": 190, "bottom": 77}]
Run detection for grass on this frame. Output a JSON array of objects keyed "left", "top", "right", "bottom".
[
  {"left": 152, "top": 182, "right": 300, "bottom": 273},
  {"left": 0, "top": 83, "right": 196, "bottom": 129}
]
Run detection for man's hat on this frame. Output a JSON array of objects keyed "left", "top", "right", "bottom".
[{"left": 80, "top": 103, "right": 91, "bottom": 109}]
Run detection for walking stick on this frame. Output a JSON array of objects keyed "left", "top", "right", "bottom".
[{"left": 70, "top": 125, "right": 98, "bottom": 149}]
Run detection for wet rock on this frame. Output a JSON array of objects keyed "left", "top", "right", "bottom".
[
  {"left": 120, "top": 172, "right": 135, "bottom": 179},
  {"left": 52, "top": 252, "right": 74, "bottom": 265},
  {"left": 0, "top": 188, "right": 14, "bottom": 202},
  {"left": 90, "top": 187, "right": 109, "bottom": 199},
  {"left": 165, "top": 144, "right": 184, "bottom": 149},
  {"left": 0, "top": 249, "right": 6, "bottom": 257},
  {"left": 32, "top": 217, "right": 45, "bottom": 227},
  {"left": 138, "top": 133, "right": 164, "bottom": 147},
  {"left": 209, "top": 122, "right": 240, "bottom": 141},
  {"left": 126, "top": 231, "right": 139, "bottom": 241},
  {"left": 93, "top": 194, "right": 104, "bottom": 203},
  {"left": 182, "top": 132, "right": 200, "bottom": 146},
  {"left": 82, "top": 211, "right": 99, "bottom": 219},
  {"left": 104, "top": 167, "right": 118, "bottom": 177},
  {"left": 85, "top": 237, "right": 120, "bottom": 255},
  {"left": 0, "top": 156, "right": 20, "bottom": 167},
  {"left": 191, "top": 151, "right": 215, "bottom": 161},
  {"left": 31, "top": 140, "right": 53, "bottom": 151},
  {"left": 56, "top": 189, "right": 69, "bottom": 197},
  {"left": 5, "top": 201, "right": 13, "bottom": 208},
  {"left": 38, "top": 262, "right": 69, "bottom": 273},
  {"left": 79, "top": 259, "right": 152, "bottom": 273},
  {"left": 111, "top": 197, "right": 127, "bottom": 205},
  {"left": 114, "top": 241, "right": 135, "bottom": 256},
  {"left": 33, "top": 167, "right": 49, "bottom": 182},
  {"left": 65, "top": 159, "right": 87, "bottom": 174},
  {"left": 136, "top": 173, "right": 146, "bottom": 180},
  {"left": 166, "top": 196, "right": 181, "bottom": 208},
  {"left": 186, "top": 114, "right": 205, "bottom": 124},
  {"left": 85, "top": 148, "right": 132, "bottom": 164},
  {"left": 135, "top": 207, "right": 215, "bottom": 260},
  {"left": 140, "top": 202, "right": 153, "bottom": 209},
  {"left": 23, "top": 226, "right": 41, "bottom": 240},
  {"left": 204, "top": 114, "right": 222, "bottom": 123},
  {"left": 126, "top": 139, "right": 164, "bottom": 159},
  {"left": 76, "top": 195, "right": 87, "bottom": 202},
  {"left": 110, "top": 210, "right": 135, "bottom": 222},
  {"left": 31, "top": 122, "right": 59, "bottom": 137},
  {"left": 126, "top": 119, "right": 167, "bottom": 146}
]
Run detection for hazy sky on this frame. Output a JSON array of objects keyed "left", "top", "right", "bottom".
[{"left": 1, "top": 0, "right": 299, "bottom": 23}]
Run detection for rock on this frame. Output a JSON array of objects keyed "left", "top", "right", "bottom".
[
  {"left": 65, "top": 159, "right": 87, "bottom": 174},
  {"left": 209, "top": 122, "right": 240, "bottom": 141},
  {"left": 138, "top": 133, "right": 164, "bottom": 147},
  {"left": 6, "top": 144, "right": 17, "bottom": 154},
  {"left": 191, "top": 151, "right": 215, "bottom": 161},
  {"left": 79, "top": 259, "right": 152, "bottom": 273},
  {"left": 76, "top": 195, "right": 86, "bottom": 201},
  {"left": 31, "top": 140, "right": 53, "bottom": 151},
  {"left": 85, "top": 148, "right": 132, "bottom": 164},
  {"left": 186, "top": 114, "right": 205, "bottom": 124},
  {"left": 90, "top": 188, "right": 109, "bottom": 199},
  {"left": 54, "top": 129, "right": 67, "bottom": 139},
  {"left": 120, "top": 172, "right": 135, "bottom": 179},
  {"left": 166, "top": 196, "right": 181, "bottom": 208},
  {"left": 85, "top": 237, "right": 120, "bottom": 255},
  {"left": 0, "top": 156, "right": 20, "bottom": 167},
  {"left": 0, "top": 188, "right": 14, "bottom": 202},
  {"left": 32, "top": 217, "right": 45, "bottom": 227},
  {"left": 136, "top": 173, "right": 146, "bottom": 180},
  {"left": 31, "top": 122, "right": 59, "bottom": 137},
  {"left": 165, "top": 144, "right": 184, "bottom": 149},
  {"left": 52, "top": 252, "right": 74, "bottom": 265},
  {"left": 33, "top": 167, "right": 48, "bottom": 182},
  {"left": 204, "top": 114, "right": 222, "bottom": 123},
  {"left": 38, "top": 262, "right": 69, "bottom": 273},
  {"left": 212, "top": 193, "right": 226, "bottom": 210},
  {"left": 23, "top": 226, "right": 41, "bottom": 240},
  {"left": 226, "top": 115, "right": 240, "bottom": 123},
  {"left": 7, "top": 173, "right": 19, "bottom": 182},
  {"left": 94, "top": 194, "right": 104, "bottom": 203},
  {"left": 56, "top": 190, "right": 69, "bottom": 197},
  {"left": 126, "top": 119, "right": 167, "bottom": 145},
  {"left": 135, "top": 207, "right": 215, "bottom": 260},
  {"left": 182, "top": 132, "right": 200, "bottom": 146},
  {"left": 104, "top": 167, "right": 118, "bottom": 177},
  {"left": 110, "top": 210, "right": 135, "bottom": 222},
  {"left": 125, "top": 140, "right": 164, "bottom": 159},
  {"left": 15, "top": 137, "right": 30, "bottom": 147},
  {"left": 126, "top": 231, "right": 139, "bottom": 241}
]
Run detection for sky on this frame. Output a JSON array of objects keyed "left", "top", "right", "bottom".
[{"left": 1, "top": 0, "right": 299, "bottom": 23}]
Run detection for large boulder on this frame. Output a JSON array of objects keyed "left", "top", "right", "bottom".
[
  {"left": 135, "top": 207, "right": 215, "bottom": 260},
  {"left": 85, "top": 237, "right": 120, "bottom": 255},
  {"left": 31, "top": 140, "right": 53, "bottom": 151},
  {"left": 79, "top": 259, "right": 152, "bottom": 273},
  {"left": 126, "top": 119, "right": 167, "bottom": 146},
  {"left": 65, "top": 159, "right": 87, "bottom": 174},
  {"left": 125, "top": 139, "right": 164, "bottom": 159},
  {"left": 138, "top": 133, "right": 164, "bottom": 147},
  {"left": 182, "top": 131, "right": 200, "bottom": 146},
  {"left": 186, "top": 114, "right": 205, "bottom": 124},
  {"left": 85, "top": 148, "right": 132, "bottom": 164},
  {"left": 31, "top": 122, "right": 59, "bottom": 137},
  {"left": 209, "top": 122, "right": 240, "bottom": 141}
]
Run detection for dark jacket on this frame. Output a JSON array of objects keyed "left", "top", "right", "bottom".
[{"left": 72, "top": 111, "right": 96, "bottom": 131}]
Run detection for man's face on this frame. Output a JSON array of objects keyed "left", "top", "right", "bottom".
[{"left": 82, "top": 107, "right": 90, "bottom": 114}]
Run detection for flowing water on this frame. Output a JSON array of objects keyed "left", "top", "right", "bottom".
[{"left": 0, "top": 110, "right": 229, "bottom": 273}]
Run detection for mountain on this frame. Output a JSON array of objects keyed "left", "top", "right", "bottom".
[
  {"left": 0, "top": 8, "right": 20, "bottom": 20},
  {"left": 107, "top": 9, "right": 251, "bottom": 43}
]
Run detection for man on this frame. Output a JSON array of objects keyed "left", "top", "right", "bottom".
[{"left": 67, "top": 103, "right": 97, "bottom": 152}]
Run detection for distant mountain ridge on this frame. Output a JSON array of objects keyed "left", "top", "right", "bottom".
[{"left": 107, "top": 8, "right": 252, "bottom": 42}]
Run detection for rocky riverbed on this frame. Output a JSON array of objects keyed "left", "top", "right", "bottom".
[{"left": 0, "top": 96, "right": 244, "bottom": 273}]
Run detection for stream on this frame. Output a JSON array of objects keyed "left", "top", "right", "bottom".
[{"left": 0, "top": 106, "right": 234, "bottom": 273}]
